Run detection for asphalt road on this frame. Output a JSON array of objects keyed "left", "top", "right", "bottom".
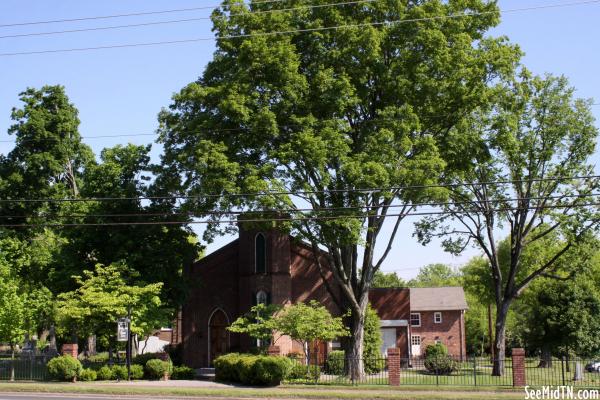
[{"left": 0, "top": 394, "right": 248, "bottom": 400}]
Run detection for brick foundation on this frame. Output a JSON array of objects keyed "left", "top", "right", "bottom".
[
  {"left": 388, "top": 348, "right": 401, "bottom": 386},
  {"left": 512, "top": 348, "right": 526, "bottom": 387}
]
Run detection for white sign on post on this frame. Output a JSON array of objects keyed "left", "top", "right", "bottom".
[{"left": 117, "top": 318, "right": 129, "bottom": 342}]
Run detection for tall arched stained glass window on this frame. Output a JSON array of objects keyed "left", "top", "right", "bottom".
[{"left": 255, "top": 233, "right": 266, "bottom": 274}]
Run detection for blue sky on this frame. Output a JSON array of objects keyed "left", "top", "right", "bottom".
[{"left": 1, "top": 0, "right": 599, "bottom": 279}]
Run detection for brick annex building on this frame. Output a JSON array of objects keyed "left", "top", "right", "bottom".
[{"left": 180, "top": 225, "right": 468, "bottom": 368}]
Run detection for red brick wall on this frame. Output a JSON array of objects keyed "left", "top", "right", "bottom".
[
  {"left": 181, "top": 240, "right": 240, "bottom": 368},
  {"left": 410, "top": 310, "right": 465, "bottom": 358}
]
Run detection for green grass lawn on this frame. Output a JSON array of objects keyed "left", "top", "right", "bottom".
[{"left": 0, "top": 382, "right": 530, "bottom": 399}]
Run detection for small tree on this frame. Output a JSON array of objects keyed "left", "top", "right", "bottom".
[
  {"left": 0, "top": 277, "right": 26, "bottom": 381},
  {"left": 275, "top": 301, "right": 348, "bottom": 368},
  {"left": 228, "top": 303, "right": 282, "bottom": 350},
  {"left": 56, "top": 262, "right": 166, "bottom": 354}
]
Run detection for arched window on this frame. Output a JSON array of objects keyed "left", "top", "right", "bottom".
[
  {"left": 255, "top": 233, "right": 266, "bottom": 274},
  {"left": 256, "top": 290, "right": 268, "bottom": 305}
]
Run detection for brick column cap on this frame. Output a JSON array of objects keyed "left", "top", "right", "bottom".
[
  {"left": 512, "top": 348, "right": 525, "bottom": 356},
  {"left": 387, "top": 348, "right": 400, "bottom": 356}
]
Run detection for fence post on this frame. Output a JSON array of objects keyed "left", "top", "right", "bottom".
[
  {"left": 561, "top": 356, "right": 566, "bottom": 386},
  {"left": 473, "top": 357, "right": 477, "bottom": 386},
  {"left": 61, "top": 343, "right": 78, "bottom": 358},
  {"left": 387, "top": 348, "right": 400, "bottom": 386},
  {"left": 511, "top": 348, "right": 526, "bottom": 387}
]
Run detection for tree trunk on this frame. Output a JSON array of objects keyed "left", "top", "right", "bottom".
[
  {"left": 538, "top": 346, "right": 552, "bottom": 368},
  {"left": 10, "top": 346, "right": 15, "bottom": 382},
  {"left": 87, "top": 335, "right": 96, "bottom": 357},
  {"left": 492, "top": 301, "right": 510, "bottom": 376},
  {"left": 346, "top": 310, "right": 365, "bottom": 381},
  {"left": 48, "top": 325, "right": 57, "bottom": 355}
]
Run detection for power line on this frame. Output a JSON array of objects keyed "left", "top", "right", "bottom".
[
  {"left": 1, "top": 101, "right": 598, "bottom": 145},
  {"left": 0, "top": 0, "right": 377, "bottom": 40},
  {"left": 1, "top": 0, "right": 599, "bottom": 57},
  {"left": 2, "top": 192, "right": 598, "bottom": 220},
  {"left": 0, "top": 174, "right": 597, "bottom": 204},
  {"left": 1, "top": 201, "right": 598, "bottom": 228},
  {"left": 0, "top": 0, "right": 300, "bottom": 28}
]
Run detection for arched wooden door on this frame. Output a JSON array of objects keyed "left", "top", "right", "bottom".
[{"left": 209, "top": 309, "right": 229, "bottom": 365}]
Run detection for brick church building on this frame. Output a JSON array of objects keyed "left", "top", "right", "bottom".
[{"left": 180, "top": 224, "right": 468, "bottom": 368}]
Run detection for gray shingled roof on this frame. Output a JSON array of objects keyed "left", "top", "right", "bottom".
[{"left": 410, "top": 287, "right": 468, "bottom": 311}]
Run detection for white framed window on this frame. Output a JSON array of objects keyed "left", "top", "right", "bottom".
[
  {"left": 434, "top": 312, "right": 442, "bottom": 324},
  {"left": 435, "top": 339, "right": 442, "bottom": 345},
  {"left": 410, "top": 313, "right": 421, "bottom": 327},
  {"left": 256, "top": 290, "right": 268, "bottom": 305},
  {"left": 411, "top": 335, "right": 421, "bottom": 346}
]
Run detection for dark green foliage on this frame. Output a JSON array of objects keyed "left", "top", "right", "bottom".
[
  {"left": 214, "top": 353, "right": 292, "bottom": 386},
  {"left": 364, "top": 304, "right": 384, "bottom": 374},
  {"left": 171, "top": 365, "right": 196, "bottom": 380},
  {"left": 46, "top": 356, "right": 83, "bottom": 382},
  {"left": 111, "top": 365, "right": 128, "bottom": 380},
  {"left": 164, "top": 343, "right": 183, "bottom": 366},
  {"left": 96, "top": 366, "right": 114, "bottom": 381},
  {"left": 78, "top": 368, "right": 97, "bottom": 381},
  {"left": 423, "top": 344, "right": 457, "bottom": 375},
  {"left": 325, "top": 350, "right": 345, "bottom": 375},
  {"left": 145, "top": 359, "right": 171, "bottom": 380},
  {"left": 130, "top": 364, "right": 144, "bottom": 380}
]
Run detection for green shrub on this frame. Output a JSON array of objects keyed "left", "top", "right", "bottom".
[
  {"left": 214, "top": 353, "right": 242, "bottom": 382},
  {"left": 47, "top": 356, "right": 83, "bottom": 382},
  {"left": 287, "top": 363, "right": 321, "bottom": 381},
  {"left": 214, "top": 353, "right": 292, "bottom": 386},
  {"left": 82, "top": 352, "right": 109, "bottom": 363},
  {"left": 325, "top": 351, "right": 345, "bottom": 375},
  {"left": 423, "top": 343, "right": 457, "bottom": 375},
  {"left": 96, "top": 366, "right": 114, "bottom": 380},
  {"left": 111, "top": 365, "right": 129, "bottom": 380},
  {"left": 130, "top": 364, "right": 144, "bottom": 380},
  {"left": 171, "top": 365, "right": 196, "bottom": 380},
  {"left": 364, "top": 304, "right": 384, "bottom": 374},
  {"left": 145, "top": 359, "right": 171, "bottom": 380},
  {"left": 79, "top": 368, "right": 97, "bottom": 381},
  {"left": 251, "top": 356, "right": 292, "bottom": 386}
]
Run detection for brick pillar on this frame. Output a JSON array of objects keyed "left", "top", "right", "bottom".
[
  {"left": 61, "top": 343, "right": 78, "bottom": 358},
  {"left": 512, "top": 348, "right": 526, "bottom": 387},
  {"left": 267, "top": 346, "right": 281, "bottom": 357},
  {"left": 388, "top": 348, "right": 401, "bottom": 386}
]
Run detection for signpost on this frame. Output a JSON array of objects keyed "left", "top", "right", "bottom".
[{"left": 117, "top": 309, "right": 132, "bottom": 380}]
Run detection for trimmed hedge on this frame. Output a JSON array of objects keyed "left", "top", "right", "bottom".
[
  {"left": 133, "top": 352, "right": 169, "bottom": 366},
  {"left": 171, "top": 365, "right": 196, "bottom": 380},
  {"left": 96, "top": 365, "right": 114, "bottom": 380},
  {"left": 214, "top": 353, "right": 292, "bottom": 386},
  {"left": 47, "top": 356, "right": 83, "bottom": 382},
  {"left": 79, "top": 368, "right": 97, "bottom": 381},
  {"left": 145, "top": 359, "right": 172, "bottom": 380},
  {"left": 130, "top": 364, "right": 144, "bottom": 380},
  {"left": 111, "top": 365, "right": 129, "bottom": 380}
]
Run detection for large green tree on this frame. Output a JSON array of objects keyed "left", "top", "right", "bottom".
[
  {"left": 416, "top": 73, "right": 600, "bottom": 375},
  {"left": 158, "top": 0, "right": 519, "bottom": 378}
]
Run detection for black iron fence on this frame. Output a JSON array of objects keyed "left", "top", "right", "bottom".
[
  {"left": 0, "top": 356, "right": 50, "bottom": 381},
  {"left": 284, "top": 355, "right": 600, "bottom": 387}
]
